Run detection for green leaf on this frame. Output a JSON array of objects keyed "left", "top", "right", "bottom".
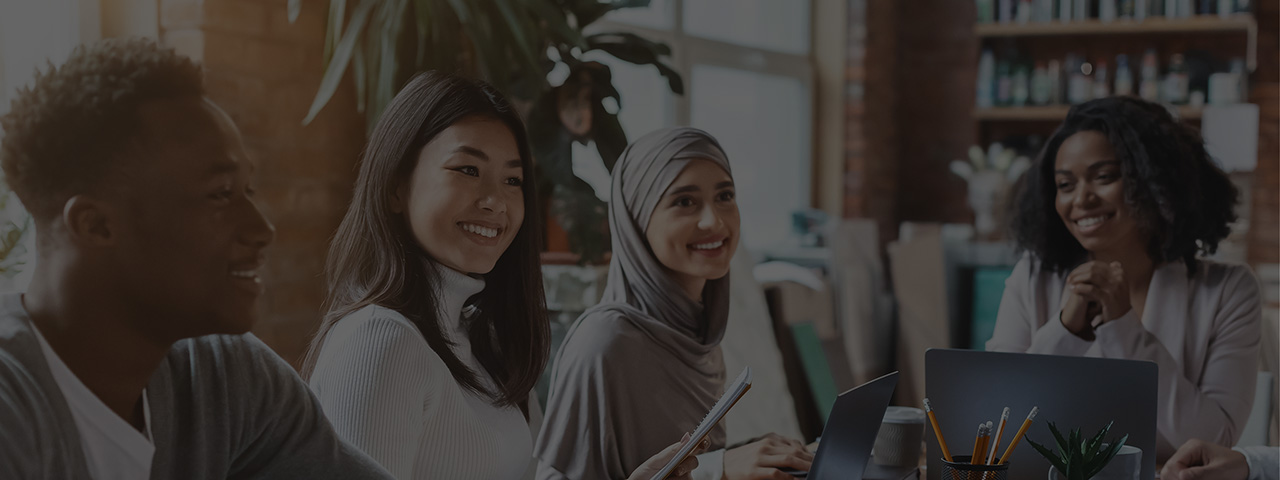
[
  {"left": 573, "top": 0, "right": 651, "bottom": 28},
  {"left": 412, "top": 0, "right": 431, "bottom": 66},
  {"left": 1086, "top": 435, "right": 1129, "bottom": 478},
  {"left": 444, "top": 0, "right": 492, "bottom": 78},
  {"left": 653, "top": 61, "right": 684, "bottom": 95},
  {"left": 352, "top": 46, "right": 367, "bottom": 113},
  {"left": 593, "top": 111, "right": 626, "bottom": 172},
  {"left": 492, "top": 0, "right": 549, "bottom": 89},
  {"left": 1048, "top": 422, "right": 1070, "bottom": 453},
  {"left": 288, "top": 0, "right": 302, "bottom": 23},
  {"left": 303, "top": 0, "right": 376, "bottom": 125},
  {"left": 1027, "top": 438, "right": 1067, "bottom": 472},
  {"left": 323, "top": 0, "right": 347, "bottom": 66},
  {"left": 524, "top": 0, "right": 586, "bottom": 48},
  {"left": 551, "top": 180, "right": 608, "bottom": 263}
]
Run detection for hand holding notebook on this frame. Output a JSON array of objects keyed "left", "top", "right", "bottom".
[{"left": 650, "top": 367, "right": 753, "bottom": 480}]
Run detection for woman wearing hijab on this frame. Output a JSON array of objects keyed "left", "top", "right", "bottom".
[{"left": 536, "top": 128, "right": 814, "bottom": 480}]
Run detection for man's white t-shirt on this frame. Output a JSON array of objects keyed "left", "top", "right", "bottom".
[{"left": 31, "top": 324, "right": 153, "bottom": 480}]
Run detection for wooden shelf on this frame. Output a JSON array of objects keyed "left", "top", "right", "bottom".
[
  {"left": 974, "top": 15, "right": 1255, "bottom": 37},
  {"left": 973, "top": 105, "right": 1204, "bottom": 121}
]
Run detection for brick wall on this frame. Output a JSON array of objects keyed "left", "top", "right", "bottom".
[
  {"left": 893, "top": 1, "right": 979, "bottom": 228},
  {"left": 1249, "top": 0, "right": 1278, "bottom": 265},
  {"left": 844, "top": 0, "right": 977, "bottom": 245},
  {"left": 844, "top": 0, "right": 901, "bottom": 247},
  {"left": 160, "top": 0, "right": 365, "bottom": 367}
]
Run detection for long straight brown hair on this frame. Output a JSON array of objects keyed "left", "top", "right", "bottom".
[{"left": 302, "top": 71, "right": 549, "bottom": 409}]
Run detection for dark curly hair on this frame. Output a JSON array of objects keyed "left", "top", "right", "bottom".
[
  {"left": 1009, "top": 96, "right": 1239, "bottom": 277},
  {"left": 1, "top": 37, "right": 204, "bottom": 222}
]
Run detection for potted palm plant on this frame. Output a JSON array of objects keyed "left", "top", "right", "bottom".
[
  {"left": 289, "top": 0, "right": 682, "bottom": 263},
  {"left": 1027, "top": 421, "right": 1129, "bottom": 480},
  {"left": 0, "top": 174, "right": 32, "bottom": 288}
]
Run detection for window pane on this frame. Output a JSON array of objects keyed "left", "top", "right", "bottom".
[
  {"left": 1, "top": 0, "right": 81, "bottom": 105},
  {"left": 683, "top": 0, "right": 809, "bottom": 54},
  {"left": 690, "top": 64, "right": 809, "bottom": 250},
  {"left": 572, "top": 52, "right": 676, "bottom": 200},
  {"left": 603, "top": 0, "right": 674, "bottom": 29}
]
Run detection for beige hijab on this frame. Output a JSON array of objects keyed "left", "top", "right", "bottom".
[{"left": 534, "top": 127, "right": 734, "bottom": 479}]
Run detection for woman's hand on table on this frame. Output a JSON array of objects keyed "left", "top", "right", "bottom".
[
  {"left": 722, "top": 433, "right": 814, "bottom": 480},
  {"left": 1160, "top": 438, "right": 1248, "bottom": 480}
]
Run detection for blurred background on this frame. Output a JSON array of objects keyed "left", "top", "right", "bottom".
[{"left": 0, "top": 0, "right": 1276, "bottom": 450}]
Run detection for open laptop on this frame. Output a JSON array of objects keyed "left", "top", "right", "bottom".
[
  {"left": 924, "top": 349, "right": 1157, "bottom": 480},
  {"left": 783, "top": 371, "right": 899, "bottom": 480}
]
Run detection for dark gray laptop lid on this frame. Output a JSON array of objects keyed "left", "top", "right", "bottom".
[
  {"left": 924, "top": 349, "right": 1157, "bottom": 480},
  {"left": 808, "top": 371, "right": 900, "bottom": 480}
]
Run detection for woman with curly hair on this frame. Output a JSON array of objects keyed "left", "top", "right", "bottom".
[{"left": 987, "top": 96, "right": 1261, "bottom": 462}]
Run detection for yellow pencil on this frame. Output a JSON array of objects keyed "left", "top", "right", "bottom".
[
  {"left": 970, "top": 423, "right": 989, "bottom": 464},
  {"left": 923, "top": 398, "right": 954, "bottom": 462},
  {"left": 986, "top": 408, "right": 1010, "bottom": 465},
  {"left": 998, "top": 406, "right": 1039, "bottom": 465}
]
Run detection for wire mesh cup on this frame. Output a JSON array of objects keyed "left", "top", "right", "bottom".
[{"left": 940, "top": 456, "right": 1009, "bottom": 480}]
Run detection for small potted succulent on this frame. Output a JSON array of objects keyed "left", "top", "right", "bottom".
[{"left": 1027, "top": 421, "right": 1129, "bottom": 480}]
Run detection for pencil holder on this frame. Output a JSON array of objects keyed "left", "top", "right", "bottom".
[{"left": 940, "top": 456, "right": 1009, "bottom": 480}]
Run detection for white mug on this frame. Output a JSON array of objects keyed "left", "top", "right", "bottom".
[{"left": 1046, "top": 445, "right": 1142, "bottom": 480}]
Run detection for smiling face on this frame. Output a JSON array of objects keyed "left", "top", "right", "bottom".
[
  {"left": 645, "top": 159, "right": 740, "bottom": 298},
  {"left": 115, "top": 97, "right": 276, "bottom": 338},
  {"left": 1053, "top": 130, "right": 1145, "bottom": 257},
  {"left": 399, "top": 115, "right": 525, "bottom": 275}
]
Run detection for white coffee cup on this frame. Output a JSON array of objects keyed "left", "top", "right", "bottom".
[
  {"left": 872, "top": 406, "right": 926, "bottom": 467},
  {"left": 1046, "top": 445, "right": 1142, "bottom": 480}
]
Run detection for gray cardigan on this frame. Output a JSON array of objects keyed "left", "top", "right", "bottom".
[{"left": 0, "top": 293, "right": 392, "bottom": 479}]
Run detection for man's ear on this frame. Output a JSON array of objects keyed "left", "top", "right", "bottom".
[{"left": 61, "top": 195, "right": 118, "bottom": 247}]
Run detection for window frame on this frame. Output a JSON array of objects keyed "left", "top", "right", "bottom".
[{"left": 589, "top": 0, "right": 819, "bottom": 248}]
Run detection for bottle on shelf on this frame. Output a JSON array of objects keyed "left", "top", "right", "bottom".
[
  {"left": 1115, "top": 54, "right": 1135, "bottom": 96},
  {"left": 997, "top": 59, "right": 1014, "bottom": 106},
  {"left": 1068, "top": 57, "right": 1092, "bottom": 104},
  {"left": 1093, "top": 61, "right": 1111, "bottom": 99},
  {"left": 1178, "top": 0, "right": 1194, "bottom": 16},
  {"left": 977, "top": 49, "right": 997, "bottom": 108},
  {"left": 1031, "top": 62, "right": 1053, "bottom": 105},
  {"left": 1048, "top": 59, "right": 1063, "bottom": 104},
  {"left": 1139, "top": 49, "right": 1161, "bottom": 101},
  {"left": 977, "top": 0, "right": 995, "bottom": 23},
  {"left": 1075, "top": 0, "right": 1090, "bottom": 20},
  {"left": 1230, "top": 57, "right": 1248, "bottom": 99},
  {"left": 1035, "top": 0, "right": 1055, "bottom": 21},
  {"left": 1017, "top": 0, "right": 1034, "bottom": 22},
  {"left": 1100, "top": 0, "right": 1119, "bottom": 22},
  {"left": 1162, "top": 53, "right": 1190, "bottom": 104},
  {"left": 1013, "top": 64, "right": 1031, "bottom": 106},
  {"left": 1059, "top": 0, "right": 1074, "bottom": 21},
  {"left": 1216, "top": 0, "right": 1233, "bottom": 15},
  {"left": 1120, "top": 0, "right": 1137, "bottom": 18}
]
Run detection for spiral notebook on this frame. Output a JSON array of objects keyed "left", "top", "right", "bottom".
[{"left": 651, "top": 366, "right": 753, "bottom": 480}]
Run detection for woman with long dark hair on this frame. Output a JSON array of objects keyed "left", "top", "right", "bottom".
[
  {"left": 303, "top": 72, "right": 700, "bottom": 480},
  {"left": 988, "top": 96, "right": 1262, "bottom": 462}
]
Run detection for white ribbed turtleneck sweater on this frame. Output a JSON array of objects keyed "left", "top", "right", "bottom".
[{"left": 309, "top": 267, "right": 534, "bottom": 479}]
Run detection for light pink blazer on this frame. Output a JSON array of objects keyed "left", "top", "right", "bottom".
[{"left": 987, "top": 256, "right": 1262, "bottom": 461}]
